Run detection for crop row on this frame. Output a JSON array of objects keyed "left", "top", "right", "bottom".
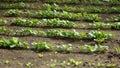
[
  {"left": 0, "top": 37, "right": 110, "bottom": 53},
  {"left": 43, "top": 3, "right": 120, "bottom": 13},
  {"left": 89, "top": 22, "right": 120, "bottom": 30},
  {"left": 12, "top": 18, "right": 120, "bottom": 30},
  {"left": 0, "top": 0, "right": 119, "bottom": 5},
  {"left": 1, "top": 3, "right": 120, "bottom": 14},
  {"left": 0, "top": 27, "right": 114, "bottom": 43},
  {"left": 12, "top": 18, "right": 120, "bottom": 29},
  {"left": 49, "top": 59, "right": 118, "bottom": 67},
  {"left": 3, "top": 9, "right": 100, "bottom": 21},
  {"left": 12, "top": 18, "right": 75, "bottom": 28},
  {"left": 88, "top": 62, "right": 118, "bottom": 68},
  {"left": 1, "top": 37, "right": 120, "bottom": 54},
  {"left": 0, "top": 18, "right": 76, "bottom": 28},
  {"left": 0, "top": 18, "right": 120, "bottom": 30},
  {"left": 0, "top": 0, "right": 39, "bottom": 2},
  {"left": 43, "top": 0, "right": 120, "bottom": 5},
  {"left": 33, "top": 42, "right": 109, "bottom": 53},
  {"left": 0, "top": 2, "right": 35, "bottom": 9}
]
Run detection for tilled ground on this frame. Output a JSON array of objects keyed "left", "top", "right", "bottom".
[{"left": 0, "top": 1, "right": 120, "bottom": 68}]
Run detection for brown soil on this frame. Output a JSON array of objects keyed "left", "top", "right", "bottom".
[{"left": 0, "top": 1, "right": 120, "bottom": 68}]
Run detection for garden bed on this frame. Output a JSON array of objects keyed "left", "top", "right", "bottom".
[{"left": 0, "top": 0, "right": 120, "bottom": 68}]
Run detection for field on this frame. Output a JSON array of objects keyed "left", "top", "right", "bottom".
[{"left": 0, "top": 0, "right": 120, "bottom": 68}]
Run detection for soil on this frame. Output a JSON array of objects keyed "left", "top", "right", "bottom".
[{"left": 0, "top": 1, "right": 120, "bottom": 68}]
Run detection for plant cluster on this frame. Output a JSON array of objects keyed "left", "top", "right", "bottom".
[
  {"left": 43, "top": 18, "right": 75, "bottom": 28},
  {"left": 0, "top": 19, "right": 7, "bottom": 25},
  {"left": 46, "top": 29, "right": 81, "bottom": 39},
  {"left": 55, "top": 44, "right": 73, "bottom": 53},
  {"left": 12, "top": 18, "right": 42, "bottom": 27},
  {"left": 0, "top": 27, "right": 11, "bottom": 35},
  {"left": 1, "top": 2, "right": 34, "bottom": 9},
  {"left": 112, "top": 15, "right": 120, "bottom": 22},
  {"left": 116, "top": 47, "right": 120, "bottom": 54},
  {"left": 14, "top": 28, "right": 38, "bottom": 36},
  {"left": 0, "top": 37, "right": 28, "bottom": 48},
  {"left": 32, "top": 42, "right": 53, "bottom": 51},
  {"left": 83, "top": 12, "right": 99, "bottom": 21},
  {"left": 69, "top": 58, "right": 82, "bottom": 66},
  {"left": 79, "top": 44, "right": 108, "bottom": 53},
  {"left": 88, "top": 31, "right": 113, "bottom": 43},
  {"left": 3, "top": 9, "right": 22, "bottom": 17}
]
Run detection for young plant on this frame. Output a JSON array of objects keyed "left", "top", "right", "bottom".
[
  {"left": 0, "top": 19, "right": 7, "bottom": 25},
  {"left": 79, "top": 45, "right": 95, "bottom": 53},
  {"left": 69, "top": 58, "right": 82, "bottom": 66},
  {"left": 112, "top": 15, "right": 120, "bottom": 21},
  {"left": 0, "top": 27, "right": 11, "bottom": 35},
  {"left": 116, "top": 47, "right": 120, "bottom": 54},
  {"left": 43, "top": 3, "right": 59, "bottom": 10},
  {"left": 38, "top": 30, "right": 46, "bottom": 37},
  {"left": 83, "top": 12, "right": 100, "bottom": 22},
  {"left": 55, "top": 44, "right": 73, "bottom": 53},
  {"left": 59, "top": 11, "right": 83, "bottom": 20},
  {"left": 26, "top": 62, "right": 33, "bottom": 67},
  {"left": 32, "top": 42, "right": 53, "bottom": 51}
]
